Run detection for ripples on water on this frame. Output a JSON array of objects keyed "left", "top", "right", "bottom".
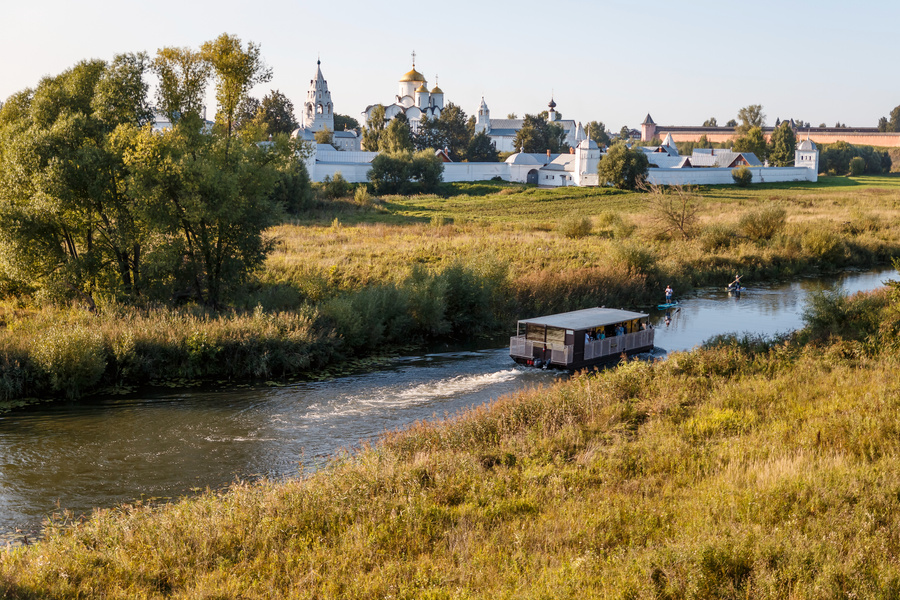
[{"left": 0, "top": 268, "right": 896, "bottom": 536}]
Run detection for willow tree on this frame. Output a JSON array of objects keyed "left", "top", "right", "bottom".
[{"left": 0, "top": 53, "right": 153, "bottom": 305}]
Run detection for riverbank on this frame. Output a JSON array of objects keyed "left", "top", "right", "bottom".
[
  {"left": 2, "top": 175, "right": 900, "bottom": 407},
  {"left": 2, "top": 275, "right": 899, "bottom": 598}
]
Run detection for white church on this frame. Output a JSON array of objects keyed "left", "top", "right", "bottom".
[
  {"left": 474, "top": 97, "right": 587, "bottom": 153},
  {"left": 292, "top": 60, "right": 361, "bottom": 151},
  {"left": 289, "top": 56, "right": 818, "bottom": 188},
  {"left": 360, "top": 53, "right": 445, "bottom": 133}
]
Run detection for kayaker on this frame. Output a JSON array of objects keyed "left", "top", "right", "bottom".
[{"left": 664, "top": 285, "right": 673, "bottom": 304}]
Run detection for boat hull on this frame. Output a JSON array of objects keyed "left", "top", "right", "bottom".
[{"left": 511, "top": 342, "right": 654, "bottom": 371}]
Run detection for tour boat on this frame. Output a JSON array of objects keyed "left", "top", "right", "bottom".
[{"left": 509, "top": 307, "right": 654, "bottom": 370}]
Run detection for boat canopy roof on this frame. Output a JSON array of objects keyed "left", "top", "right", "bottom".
[{"left": 517, "top": 307, "right": 649, "bottom": 330}]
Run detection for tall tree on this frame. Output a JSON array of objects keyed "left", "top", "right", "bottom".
[
  {"left": 597, "top": 142, "right": 649, "bottom": 190},
  {"left": 125, "top": 113, "right": 289, "bottom": 307},
  {"left": 200, "top": 33, "right": 272, "bottom": 149},
  {"left": 586, "top": 121, "right": 610, "bottom": 147},
  {"left": 768, "top": 121, "right": 796, "bottom": 166},
  {"left": 415, "top": 102, "right": 470, "bottom": 160},
  {"left": 362, "top": 104, "right": 385, "bottom": 151},
  {"left": 702, "top": 117, "right": 718, "bottom": 127},
  {"left": 0, "top": 54, "right": 153, "bottom": 304},
  {"left": 334, "top": 114, "right": 359, "bottom": 131},
  {"left": 152, "top": 46, "right": 210, "bottom": 124},
  {"left": 381, "top": 113, "right": 413, "bottom": 153},
  {"left": 514, "top": 114, "right": 567, "bottom": 153},
  {"left": 259, "top": 90, "right": 298, "bottom": 135},
  {"left": 735, "top": 104, "right": 765, "bottom": 136},
  {"left": 465, "top": 130, "right": 498, "bottom": 162},
  {"left": 890, "top": 105, "right": 900, "bottom": 132},
  {"left": 733, "top": 125, "right": 767, "bottom": 161}
]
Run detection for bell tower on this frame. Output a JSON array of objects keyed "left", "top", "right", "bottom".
[{"left": 303, "top": 59, "right": 334, "bottom": 132}]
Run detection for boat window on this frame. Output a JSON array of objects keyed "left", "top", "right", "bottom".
[
  {"left": 525, "top": 323, "right": 545, "bottom": 342},
  {"left": 545, "top": 327, "right": 566, "bottom": 345}
]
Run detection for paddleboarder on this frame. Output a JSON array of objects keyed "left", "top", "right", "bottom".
[{"left": 664, "top": 285, "right": 673, "bottom": 304}]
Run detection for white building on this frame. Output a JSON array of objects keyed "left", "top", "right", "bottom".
[
  {"left": 292, "top": 60, "right": 361, "bottom": 151},
  {"left": 361, "top": 55, "right": 445, "bottom": 133},
  {"left": 474, "top": 97, "right": 586, "bottom": 153}
]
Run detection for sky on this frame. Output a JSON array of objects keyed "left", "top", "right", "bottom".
[{"left": 1, "top": 0, "right": 898, "bottom": 131}]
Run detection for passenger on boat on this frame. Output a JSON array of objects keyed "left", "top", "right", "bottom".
[{"left": 665, "top": 285, "right": 673, "bottom": 303}]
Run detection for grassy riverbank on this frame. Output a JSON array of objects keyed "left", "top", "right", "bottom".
[
  {"left": 1, "top": 175, "right": 900, "bottom": 405},
  {"left": 2, "top": 277, "right": 899, "bottom": 598}
]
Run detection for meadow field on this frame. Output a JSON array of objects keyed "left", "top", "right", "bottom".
[
  {"left": 2, "top": 270, "right": 899, "bottom": 598},
  {"left": 1, "top": 175, "right": 899, "bottom": 406}
]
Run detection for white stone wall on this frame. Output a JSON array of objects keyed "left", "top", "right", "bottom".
[
  {"left": 314, "top": 163, "right": 373, "bottom": 183},
  {"left": 442, "top": 163, "right": 510, "bottom": 182},
  {"left": 646, "top": 166, "right": 816, "bottom": 186}
]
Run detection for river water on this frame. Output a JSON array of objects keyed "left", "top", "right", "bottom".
[{"left": 0, "top": 268, "right": 896, "bottom": 537}]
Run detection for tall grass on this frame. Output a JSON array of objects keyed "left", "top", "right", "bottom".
[
  {"left": 3, "top": 289, "right": 900, "bottom": 598},
  {"left": 4, "top": 177, "right": 900, "bottom": 403}
]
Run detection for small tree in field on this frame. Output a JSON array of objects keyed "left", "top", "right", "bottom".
[
  {"left": 849, "top": 156, "right": 866, "bottom": 176},
  {"left": 732, "top": 166, "right": 753, "bottom": 187},
  {"left": 642, "top": 183, "right": 699, "bottom": 240},
  {"left": 598, "top": 142, "right": 650, "bottom": 190}
]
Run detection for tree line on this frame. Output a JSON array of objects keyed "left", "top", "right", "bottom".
[{"left": 0, "top": 34, "right": 312, "bottom": 309}]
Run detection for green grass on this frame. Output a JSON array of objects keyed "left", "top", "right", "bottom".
[
  {"left": 2, "top": 175, "right": 900, "bottom": 404},
  {"left": 3, "top": 285, "right": 900, "bottom": 598}
]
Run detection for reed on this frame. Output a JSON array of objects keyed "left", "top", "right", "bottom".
[
  {"left": 3, "top": 287, "right": 900, "bottom": 598},
  {"left": 2, "top": 176, "right": 900, "bottom": 404}
]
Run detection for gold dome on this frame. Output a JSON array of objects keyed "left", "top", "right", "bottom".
[
  {"left": 416, "top": 83, "right": 429, "bottom": 93},
  {"left": 431, "top": 86, "right": 443, "bottom": 94},
  {"left": 399, "top": 67, "right": 425, "bottom": 83}
]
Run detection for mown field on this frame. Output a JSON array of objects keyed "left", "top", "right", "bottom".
[
  {"left": 2, "top": 269, "right": 899, "bottom": 599},
  {"left": 1, "top": 175, "right": 900, "bottom": 406}
]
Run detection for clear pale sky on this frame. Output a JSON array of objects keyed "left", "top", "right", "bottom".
[{"left": 1, "top": 0, "right": 897, "bottom": 130}]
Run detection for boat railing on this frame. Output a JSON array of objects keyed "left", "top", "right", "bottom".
[
  {"left": 509, "top": 335, "right": 533, "bottom": 358},
  {"left": 550, "top": 346, "right": 570, "bottom": 365},
  {"left": 510, "top": 335, "right": 569, "bottom": 363},
  {"left": 584, "top": 329, "right": 654, "bottom": 360}
]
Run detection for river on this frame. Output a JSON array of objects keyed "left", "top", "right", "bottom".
[{"left": 0, "top": 267, "right": 896, "bottom": 538}]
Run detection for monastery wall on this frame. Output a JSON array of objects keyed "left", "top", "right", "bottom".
[
  {"left": 654, "top": 129, "right": 900, "bottom": 148},
  {"left": 313, "top": 162, "right": 372, "bottom": 183},
  {"left": 443, "top": 163, "right": 510, "bottom": 183},
  {"left": 647, "top": 166, "right": 816, "bottom": 186}
]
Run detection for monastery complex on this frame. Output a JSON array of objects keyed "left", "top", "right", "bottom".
[{"left": 284, "top": 56, "right": 899, "bottom": 188}]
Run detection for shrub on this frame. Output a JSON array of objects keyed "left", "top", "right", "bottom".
[
  {"left": 849, "top": 156, "right": 866, "bottom": 176},
  {"left": 368, "top": 150, "right": 444, "bottom": 195},
  {"left": 354, "top": 185, "right": 373, "bottom": 208},
  {"left": 611, "top": 243, "right": 657, "bottom": 276},
  {"left": 34, "top": 325, "right": 107, "bottom": 398},
  {"left": 739, "top": 207, "right": 786, "bottom": 241},
  {"left": 319, "top": 172, "right": 351, "bottom": 199},
  {"left": 801, "top": 228, "right": 844, "bottom": 262},
  {"left": 557, "top": 214, "right": 592, "bottom": 239},
  {"left": 731, "top": 166, "right": 752, "bottom": 187},
  {"left": 700, "top": 223, "right": 737, "bottom": 251}
]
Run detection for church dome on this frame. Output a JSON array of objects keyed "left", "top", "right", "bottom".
[
  {"left": 416, "top": 83, "right": 429, "bottom": 93},
  {"left": 400, "top": 67, "right": 426, "bottom": 83},
  {"left": 578, "top": 138, "right": 599, "bottom": 150},
  {"left": 431, "top": 85, "right": 443, "bottom": 94},
  {"left": 798, "top": 138, "right": 816, "bottom": 151}
]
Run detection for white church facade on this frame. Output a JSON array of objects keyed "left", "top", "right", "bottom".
[
  {"left": 474, "top": 97, "right": 586, "bottom": 153},
  {"left": 292, "top": 60, "right": 362, "bottom": 152},
  {"left": 291, "top": 56, "right": 817, "bottom": 188},
  {"left": 361, "top": 54, "right": 445, "bottom": 133}
]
